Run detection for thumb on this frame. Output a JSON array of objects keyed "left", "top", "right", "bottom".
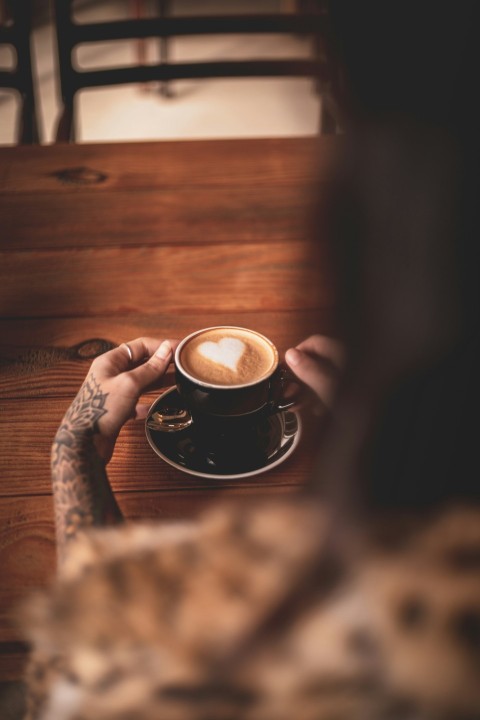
[
  {"left": 285, "top": 347, "right": 335, "bottom": 408},
  {"left": 128, "top": 340, "right": 173, "bottom": 391}
]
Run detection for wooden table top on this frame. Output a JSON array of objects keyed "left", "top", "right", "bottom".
[{"left": 0, "top": 136, "right": 337, "bottom": 679}]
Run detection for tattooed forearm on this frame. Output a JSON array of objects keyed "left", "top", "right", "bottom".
[{"left": 51, "top": 374, "right": 123, "bottom": 565}]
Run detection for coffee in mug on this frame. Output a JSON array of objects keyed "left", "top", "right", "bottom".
[{"left": 178, "top": 326, "right": 278, "bottom": 387}]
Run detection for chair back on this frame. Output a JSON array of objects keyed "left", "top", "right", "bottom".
[
  {"left": 0, "top": 0, "right": 39, "bottom": 143},
  {"left": 53, "top": 0, "right": 338, "bottom": 141}
]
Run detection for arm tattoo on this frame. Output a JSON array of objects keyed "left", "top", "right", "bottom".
[{"left": 51, "top": 373, "right": 123, "bottom": 565}]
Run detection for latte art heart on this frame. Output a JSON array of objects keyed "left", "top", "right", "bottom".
[
  {"left": 198, "top": 338, "right": 245, "bottom": 372},
  {"left": 179, "top": 327, "right": 277, "bottom": 386}
]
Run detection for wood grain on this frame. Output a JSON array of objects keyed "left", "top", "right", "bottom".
[
  {"left": 0, "top": 309, "right": 331, "bottom": 350},
  {"left": 0, "top": 242, "right": 333, "bottom": 318},
  {"left": 0, "top": 138, "right": 332, "bottom": 251},
  {"left": 0, "top": 185, "right": 322, "bottom": 250},
  {"left": 0, "top": 137, "right": 331, "bottom": 194}
]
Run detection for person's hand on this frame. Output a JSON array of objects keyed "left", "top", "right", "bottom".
[
  {"left": 285, "top": 335, "right": 345, "bottom": 411},
  {"left": 59, "top": 337, "right": 179, "bottom": 463}
]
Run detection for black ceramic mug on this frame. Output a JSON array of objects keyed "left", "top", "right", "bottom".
[{"left": 150, "top": 326, "right": 300, "bottom": 434}]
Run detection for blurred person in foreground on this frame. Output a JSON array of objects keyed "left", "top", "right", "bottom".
[{"left": 21, "top": 2, "right": 480, "bottom": 719}]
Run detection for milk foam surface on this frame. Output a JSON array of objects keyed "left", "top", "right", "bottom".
[{"left": 179, "top": 328, "right": 276, "bottom": 386}]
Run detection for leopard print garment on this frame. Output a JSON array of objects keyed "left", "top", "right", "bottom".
[{"left": 22, "top": 498, "right": 480, "bottom": 720}]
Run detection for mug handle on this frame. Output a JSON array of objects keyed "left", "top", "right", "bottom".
[{"left": 270, "top": 366, "right": 307, "bottom": 412}]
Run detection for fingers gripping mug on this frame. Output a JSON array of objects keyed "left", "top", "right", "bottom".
[{"left": 152, "top": 326, "right": 300, "bottom": 433}]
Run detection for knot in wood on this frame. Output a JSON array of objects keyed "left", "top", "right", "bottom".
[
  {"left": 73, "top": 339, "right": 116, "bottom": 359},
  {"left": 52, "top": 167, "right": 108, "bottom": 185}
]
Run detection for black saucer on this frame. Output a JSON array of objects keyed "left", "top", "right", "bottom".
[{"left": 145, "top": 387, "right": 301, "bottom": 479}]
